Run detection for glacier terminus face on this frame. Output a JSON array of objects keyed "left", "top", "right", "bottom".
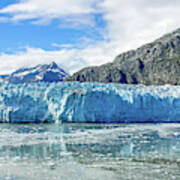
[{"left": 0, "top": 81, "right": 180, "bottom": 123}]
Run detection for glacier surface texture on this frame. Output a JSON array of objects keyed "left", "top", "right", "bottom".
[{"left": 0, "top": 82, "right": 179, "bottom": 123}]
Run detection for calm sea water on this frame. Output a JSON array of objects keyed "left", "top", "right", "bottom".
[{"left": 0, "top": 124, "right": 180, "bottom": 180}]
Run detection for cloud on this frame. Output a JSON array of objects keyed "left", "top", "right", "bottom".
[
  {"left": 1, "top": 0, "right": 179, "bottom": 44},
  {"left": 0, "top": 44, "right": 118, "bottom": 75},
  {"left": 0, "top": 0, "right": 101, "bottom": 26},
  {"left": 100, "top": 0, "right": 180, "bottom": 50}
]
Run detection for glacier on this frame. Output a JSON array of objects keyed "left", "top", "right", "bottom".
[{"left": 0, "top": 81, "right": 180, "bottom": 123}]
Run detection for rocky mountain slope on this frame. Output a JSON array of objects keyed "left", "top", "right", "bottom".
[
  {"left": 66, "top": 28, "right": 180, "bottom": 85},
  {"left": 2, "top": 62, "right": 69, "bottom": 83}
]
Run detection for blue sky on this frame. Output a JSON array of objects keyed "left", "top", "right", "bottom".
[
  {"left": 0, "top": 1, "right": 106, "bottom": 52},
  {"left": 0, "top": 17, "right": 105, "bottom": 52},
  {"left": 0, "top": 0, "right": 179, "bottom": 74}
]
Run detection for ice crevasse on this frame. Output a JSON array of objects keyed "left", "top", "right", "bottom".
[{"left": 0, "top": 81, "right": 180, "bottom": 123}]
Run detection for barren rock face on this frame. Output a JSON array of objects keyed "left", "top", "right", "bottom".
[{"left": 67, "top": 28, "right": 180, "bottom": 85}]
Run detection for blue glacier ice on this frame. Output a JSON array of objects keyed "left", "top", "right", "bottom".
[{"left": 0, "top": 81, "right": 180, "bottom": 123}]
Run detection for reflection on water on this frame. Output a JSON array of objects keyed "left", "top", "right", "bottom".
[{"left": 0, "top": 124, "right": 180, "bottom": 180}]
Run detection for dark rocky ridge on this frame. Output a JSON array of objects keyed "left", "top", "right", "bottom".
[{"left": 66, "top": 28, "right": 180, "bottom": 85}]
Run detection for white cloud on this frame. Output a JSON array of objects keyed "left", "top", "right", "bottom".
[
  {"left": 99, "top": 0, "right": 180, "bottom": 51},
  {"left": 1, "top": 0, "right": 179, "bottom": 43},
  {"left": 51, "top": 43, "right": 74, "bottom": 49},
  {"left": 0, "top": 44, "right": 118, "bottom": 75},
  {"left": 0, "top": 0, "right": 100, "bottom": 26}
]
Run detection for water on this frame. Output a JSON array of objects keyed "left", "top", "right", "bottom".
[{"left": 0, "top": 124, "right": 180, "bottom": 180}]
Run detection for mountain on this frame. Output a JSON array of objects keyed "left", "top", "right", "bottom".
[
  {"left": 4, "top": 62, "right": 69, "bottom": 83},
  {"left": 66, "top": 28, "right": 180, "bottom": 85}
]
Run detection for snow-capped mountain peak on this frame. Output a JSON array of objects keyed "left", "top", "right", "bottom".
[
  {"left": 6, "top": 62, "right": 69, "bottom": 83},
  {"left": 49, "top": 61, "right": 58, "bottom": 69}
]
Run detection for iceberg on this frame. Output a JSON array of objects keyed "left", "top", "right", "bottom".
[{"left": 0, "top": 81, "right": 180, "bottom": 123}]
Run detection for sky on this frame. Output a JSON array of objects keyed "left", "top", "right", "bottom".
[{"left": 0, "top": 0, "right": 179, "bottom": 75}]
